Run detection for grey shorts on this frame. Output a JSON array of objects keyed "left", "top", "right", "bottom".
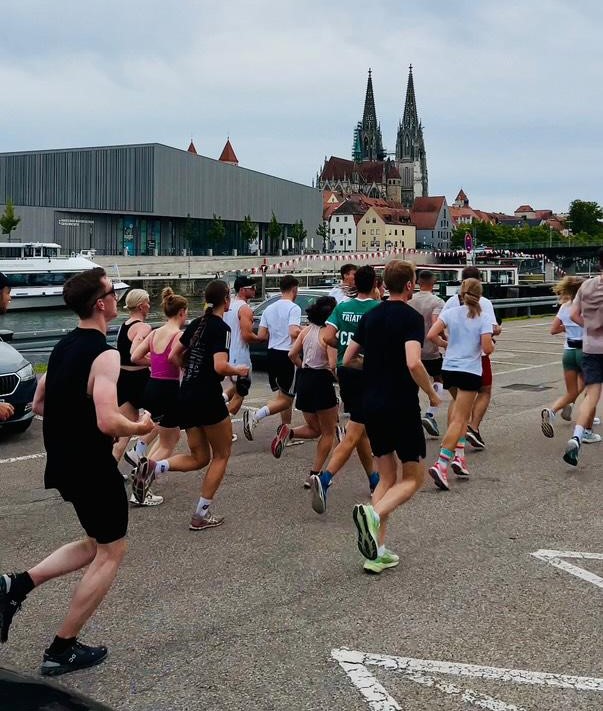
[{"left": 581, "top": 353, "right": 603, "bottom": 386}]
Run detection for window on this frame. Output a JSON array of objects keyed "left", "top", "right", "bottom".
[
  {"left": 362, "top": 230, "right": 366, "bottom": 235},
  {"left": 348, "top": 240, "right": 352, "bottom": 246},
  {"left": 340, "top": 229, "right": 343, "bottom": 234},
  {"left": 348, "top": 228, "right": 352, "bottom": 234},
  {"left": 370, "top": 229, "right": 374, "bottom": 235},
  {"left": 376, "top": 229, "right": 380, "bottom": 235},
  {"left": 402, "top": 229, "right": 405, "bottom": 235},
  {"left": 366, "top": 217, "right": 370, "bottom": 223},
  {"left": 362, "top": 241, "right": 366, "bottom": 247},
  {"left": 335, "top": 216, "right": 339, "bottom": 222},
  {"left": 339, "top": 240, "right": 344, "bottom": 246},
  {"left": 394, "top": 229, "right": 398, "bottom": 235},
  {"left": 331, "top": 228, "right": 335, "bottom": 234},
  {"left": 372, "top": 218, "right": 376, "bottom": 223}
]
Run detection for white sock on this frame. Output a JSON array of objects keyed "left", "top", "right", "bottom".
[
  {"left": 377, "top": 545, "right": 385, "bottom": 557},
  {"left": 427, "top": 382, "right": 444, "bottom": 416},
  {"left": 222, "top": 391, "right": 230, "bottom": 403},
  {"left": 573, "top": 425, "right": 584, "bottom": 442},
  {"left": 548, "top": 409, "right": 557, "bottom": 419},
  {"left": 195, "top": 497, "right": 212, "bottom": 517},
  {"left": 154, "top": 460, "right": 170, "bottom": 475},
  {"left": 255, "top": 405, "right": 271, "bottom": 422},
  {"left": 134, "top": 440, "right": 147, "bottom": 457}
]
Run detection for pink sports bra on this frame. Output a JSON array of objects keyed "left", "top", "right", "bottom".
[{"left": 150, "top": 331, "right": 181, "bottom": 380}]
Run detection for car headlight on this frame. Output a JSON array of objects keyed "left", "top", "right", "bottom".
[{"left": 16, "top": 363, "right": 35, "bottom": 381}]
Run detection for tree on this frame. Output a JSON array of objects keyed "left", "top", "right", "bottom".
[
  {"left": 207, "top": 214, "right": 226, "bottom": 247},
  {"left": 568, "top": 199, "right": 603, "bottom": 237},
  {"left": 316, "top": 221, "right": 329, "bottom": 252},
  {"left": 241, "top": 214, "right": 258, "bottom": 248},
  {"left": 290, "top": 219, "right": 307, "bottom": 253},
  {"left": 267, "top": 212, "right": 282, "bottom": 254},
  {"left": 0, "top": 200, "right": 21, "bottom": 242}
]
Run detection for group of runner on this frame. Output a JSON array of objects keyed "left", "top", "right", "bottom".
[{"left": 0, "top": 247, "right": 602, "bottom": 676}]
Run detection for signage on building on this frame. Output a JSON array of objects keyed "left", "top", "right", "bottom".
[{"left": 58, "top": 218, "right": 95, "bottom": 227}]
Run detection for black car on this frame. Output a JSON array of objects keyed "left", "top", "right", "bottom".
[
  {"left": 249, "top": 289, "right": 330, "bottom": 365},
  {"left": 0, "top": 338, "right": 37, "bottom": 433}
]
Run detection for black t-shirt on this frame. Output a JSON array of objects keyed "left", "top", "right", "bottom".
[
  {"left": 353, "top": 300, "right": 424, "bottom": 414},
  {"left": 180, "top": 314, "right": 231, "bottom": 392}
]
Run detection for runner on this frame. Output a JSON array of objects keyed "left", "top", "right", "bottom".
[
  {"left": 0, "top": 267, "right": 153, "bottom": 675},
  {"left": 345, "top": 260, "right": 441, "bottom": 574},
  {"left": 408, "top": 269, "right": 445, "bottom": 437},
  {"left": 329, "top": 263, "right": 357, "bottom": 304},
  {"left": 243, "top": 275, "right": 301, "bottom": 442},
  {"left": 0, "top": 272, "right": 15, "bottom": 422},
  {"left": 309, "top": 265, "right": 380, "bottom": 512},
  {"left": 563, "top": 247, "right": 603, "bottom": 465},
  {"left": 132, "top": 280, "right": 249, "bottom": 529},
  {"left": 427, "top": 278, "right": 495, "bottom": 490},
  {"left": 276, "top": 296, "right": 338, "bottom": 483}
]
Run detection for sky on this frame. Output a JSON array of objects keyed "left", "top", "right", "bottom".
[{"left": 1, "top": 0, "right": 601, "bottom": 215}]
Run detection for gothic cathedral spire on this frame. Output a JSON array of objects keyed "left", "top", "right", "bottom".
[{"left": 352, "top": 69, "right": 386, "bottom": 162}]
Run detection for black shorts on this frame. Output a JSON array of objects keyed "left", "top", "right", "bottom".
[
  {"left": 267, "top": 349, "right": 296, "bottom": 397},
  {"left": 337, "top": 366, "right": 365, "bottom": 424},
  {"left": 364, "top": 408, "right": 426, "bottom": 462},
  {"left": 117, "top": 368, "right": 150, "bottom": 409},
  {"left": 143, "top": 378, "right": 180, "bottom": 424},
  {"left": 582, "top": 353, "right": 603, "bottom": 386},
  {"left": 56, "top": 463, "right": 128, "bottom": 544},
  {"left": 442, "top": 369, "right": 482, "bottom": 392},
  {"left": 295, "top": 368, "right": 337, "bottom": 413},
  {"left": 423, "top": 357, "right": 443, "bottom": 378},
  {"left": 177, "top": 387, "right": 229, "bottom": 429}
]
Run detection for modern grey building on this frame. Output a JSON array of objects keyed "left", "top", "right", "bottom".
[{"left": 0, "top": 143, "right": 322, "bottom": 256}]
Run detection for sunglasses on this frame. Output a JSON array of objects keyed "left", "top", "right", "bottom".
[{"left": 91, "top": 286, "right": 117, "bottom": 305}]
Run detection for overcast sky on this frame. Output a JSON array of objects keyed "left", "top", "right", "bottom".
[{"left": 1, "top": 1, "right": 601, "bottom": 214}]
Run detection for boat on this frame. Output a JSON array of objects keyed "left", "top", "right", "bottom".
[{"left": 0, "top": 242, "right": 129, "bottom": 310}]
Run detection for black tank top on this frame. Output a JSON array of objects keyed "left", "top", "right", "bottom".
[
  {"left": 43, "top": 328, "right": 115, "bottom": 490},
  {"left": 117, "top": 320, "right": 141, "bottom": 366}
]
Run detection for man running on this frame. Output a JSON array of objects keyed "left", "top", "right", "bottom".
[
  {"left": 0, "top": 272, "right": 15, "bottom": 422},
  {"left": 563, "top": 247, "right": 603, "bottom": 466},
  {"left": 243, "top": 275, "right": 301, "bottom": 448},
  {"left": 309, "top": 265, "right": 380, "bottom": 512},
  {"left": 408, "top": 269, "right": 445, "bottom": 437},
  {"left": 0, "top": 267, "right": 153, "bottom": 675},
  {"left": 329, "top": 263, "right": 357, "bottom": 304},
  {"left": 345, "top": 260, "right": 441, "bottom": 574}
]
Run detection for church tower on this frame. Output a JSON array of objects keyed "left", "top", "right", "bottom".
[
  {"left": 352, "top": 69, "right": 386, "bottom": 162},
  {"left": 395, "top": 65, "right": 428, "bottom": 208}
]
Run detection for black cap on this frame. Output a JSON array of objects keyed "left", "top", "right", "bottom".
[
  {"left": 234, "top": 275, "right": 257, "bottom": 291},
  {"left": 0, "top": 272, "right": 10, "bottom": 290}
]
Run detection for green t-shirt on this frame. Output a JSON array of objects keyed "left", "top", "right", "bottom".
[{"left": 326, "top": 297, "right": 380, "bottom": 366}]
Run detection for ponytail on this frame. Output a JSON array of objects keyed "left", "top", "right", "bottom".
[
  {"left": 460, "top": 278, "right": 482, "bottom": 319},
  {"left": 188, "top": 279, "right": 230, "bottom": 352},
  {"left": 161, "top": 287, "right": 188, "bottom": 317}
]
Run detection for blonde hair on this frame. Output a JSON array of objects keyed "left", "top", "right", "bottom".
[
  {"left": 460, "top": 278, "right": 482, "bottom": 319},
  {"left": 161, "top": 287, "right": 188, "bottom": 317},
  {"left": 125, "top": 288, "right": 150, "bottom": 311},
  {"left": 552, "top": 276, "right": 583, "bottom": 303}
]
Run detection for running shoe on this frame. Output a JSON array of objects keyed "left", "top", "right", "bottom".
[
  {"left": 451, "top": 456, "right": 469, "bottom": 477},
  {"left": 131, "top": 457, "right": 156, "bottom": 504},
  {"left": 303, "top": 472, "right": 313, "bottom": 489},
  {"left": 428, "top": 462, "right": 450, "bottom": 490},
  {"left": 363, "top": 549, "right": 400, "bottom": 575},
  {"left": 336, "top": 423, "right": 346, "bottom": 443},
  {"left": 352, "top": 504, "right": 380, "bottom": 560},
  {"left": 243, "top": 409, "right": 257, "bottom": 441},
  {"left": 582, "top": 431, "right": 601, "bottom": 444},
  {"left": 560, "top": 404, "right": 573, "bottom": 421},
  {"left": 40, "top": 640, "right": 108, "bottom": 676},
  {"left": 0, "top": 574, "right": 24, "bottom": 644},
  {"left": 421, "top": 414, "right": 440, "bottom": 437},
  {"left": 368, "top": 471, "right": 380, "bottom": 494},
  {"left": 540, "top": 408, "right": 555, "bottom": 438},
  {"left": 129, "top": 491, "right": 164, "bottom": 507},
  {"left": 310, "top": 473, "right": 329, "bottom": 514},
  {"left": 466, "top": 426, "right": 485, "bottom": 450},
  {"left": 231, "top": 433, "right": 238, "bottom": 443},
  {"left": 189, "top": 510, "right": 225, "bottom": 531},
  {"left": 124, "top": 448, "right": 140, "bottom": 467},
  {"left": 562, "top": 437, "right": 581, "bottom": 466},
  {"left": 271, "top": 424, "right": 291, "bottom": 459},
  {"left": 593, "top": 416, "right": 601, "bottom": 426}
]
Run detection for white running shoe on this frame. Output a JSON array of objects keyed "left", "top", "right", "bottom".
[
  {"left": 130, "top": 491, "right": 164, "bottom": 506},
  {"left": 593, "top": 416, "right": 601, "bottom": 426},
  {"left": 243, "top": 409, "right": 257, "bottom": 441},
  {"left": 560, "top": 404, "right": 573, "bottom": 422},
  {"left": 582, "top": 431, "right": 601, "bottom": 444},
  {"left": 540, "top": 408, "right": 555, "bottom": 438},
  {"left": 124, "top": 448, "right": 140, "bottom": 467}
]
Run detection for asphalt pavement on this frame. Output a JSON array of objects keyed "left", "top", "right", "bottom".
[{"left": 0, "top": 317, "right": 602, "bottom": 710}]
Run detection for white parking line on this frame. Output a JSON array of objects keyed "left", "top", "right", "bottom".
[
  {"left": 494, "top": 360, "right": 560, "bottom": 376},
  {"left": 0, "top": 452, "right": 46, "bottom": 465},
  {"left": 531, "top": 550, "right": 603, "bottom": 589}
]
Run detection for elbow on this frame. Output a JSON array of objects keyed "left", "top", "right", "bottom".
[
  {"left": 97, "top": 414, "right": 115, "bottom": 437},
  {"left": 408, "top": 359, "right": 422, "bottom": 374},
  {"left": 483, "top": 342, "right": 494, "bottom": 356}
]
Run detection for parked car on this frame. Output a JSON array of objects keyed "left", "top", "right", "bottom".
[
  {"left": 0, "top": 337, "right": 37, "bottom": 433},
  {"left": 249, "top": 289, "right": 331, "bottom": 365}
]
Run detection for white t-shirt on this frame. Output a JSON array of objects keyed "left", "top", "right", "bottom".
[
  {"left": 329, "top": 285, "right": 352, "bottom": 304},
  {"left": 557, "top": 302, "right": 583, "bottom": 349},
  {"left": 223, "top": 297, "right": 251, "bottom": 366},
  {"left": 441, "top": 292, "right": 497, "bottom": 325},
  {"left": 440, "top": 305, "right": 493, "bottom": 376},
  {"left": 260, "top": 298, "right": 302, "bottom": 351}
]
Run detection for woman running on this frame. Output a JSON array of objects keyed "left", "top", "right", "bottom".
[
  {"left": 132, "top": 280, "right": 249, "bottom": 530},
  {"left": 129, "top": 288, "right": 188, "bottom": 489},
  {"left": 272, "top": 296, "right": 338, "bottom": 487},
  {"left": 426, "top": 278, "right": 494, "bottom": 491}
]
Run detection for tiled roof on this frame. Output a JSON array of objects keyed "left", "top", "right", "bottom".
[
  {"left": 410, "top": 196, "right": 446, "bottom": 230},
  {"left": 374, "top": 207, "right": 411, "bottom": 224},
  {"left": 455, "top": 188, "right": 468, "bottom": 201},
  {"left": 187, "top": 140, "right": 198, "bottom": 154},
  {"left": 219, "top": 139, "right": 238, "bottom": 164},
  {"left": 515, "top": 204, "right": 533, "bottom": 212},
  {"left": 320, "top": 156, "right": 400, "bottom": 183}
]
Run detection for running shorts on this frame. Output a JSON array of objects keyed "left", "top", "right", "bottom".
[
  {"left": 562, "top": 348, "right": 583, "bottom": 373},
  {"left": 176, "top": 387, "right": 229, "bottom": 429},
  {"left": 581, "top": 353, "right": 603, "bottom": 386},
  {"left": 422, "top": 357, "right": 443, "bottom": 378},
  {"left": 143, "top": 378, "right": 180, "bottom": 423},
  {"left": 295, "top": 368, "right": 337, "bottom": 413},
  {"left": 336, "top": 366, "right": 365, "bottom": 424},
  {"left": 442, "top": 369, "right": 482, "bottom": 393},
  {"left": 364, "top": 408, "right": 425, "bottom": 462},
  {"left": 267, "top": 349, "right": 296, "bottom": 397},
  {"left": 117, "top": 368, "right": 150, "bottom": 409},
  {"left": 480, "top": 355, "right": 493, "bottom": 388}
]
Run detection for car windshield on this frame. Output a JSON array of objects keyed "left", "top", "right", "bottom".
[{"left": 253, "top": 292, "right": 326, "bottom": 318}]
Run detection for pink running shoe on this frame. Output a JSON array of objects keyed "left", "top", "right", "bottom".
[
  {"left": 451, "top": 456, "right": 469, "bottom": 477},
  {"left": 429, "top": 462, "right": 450, "bottom": 491},
  {"left": 271, "top": 424, "right": 291, "bottom": 459}
]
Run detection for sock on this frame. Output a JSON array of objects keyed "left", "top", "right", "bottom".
[
  {"left": 195, "top": 497, "right": 212, "bottom": 517},
  {"left": 320, "top": 470, "right": 333, "bottom": 486},
  {"left": 255, "top": 406, "right": 270, "bottom": 422},
  {"left": 377, "top": 545, "right": 385, "bottom": 558},
  {"left": 455, "top": 438, "right": 466, "bottom": 459},
  {"left": 427, "top": 382, "right": 444, "bottom": 416},
  {"left": 572, "top": 425, "right": 585, "bottom": 442},
  {"left": 134, "top": 440, "right": 147, "bottom": 457},
  {"left": 584, "top": 429, "right": 593, "bottom": 436},
  {"left": 3, "top": 572, "right": 34, "bottom": 601},
  {"left": 154, "top": 460, "right": 170, "bottom": 475},
  {"left": 548, "top": 409, "right": 557, "bottom": 419},
  {"left": 437, "top": 448, "right": 454, "bottom": 470},
  {"left": 222, "top": 392, "right": 230, "bottom": 403},
  {"left": 47, "top": 635, "right": 77, "bottom": 655}
]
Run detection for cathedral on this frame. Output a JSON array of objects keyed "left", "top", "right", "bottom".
[{"left": 318, "top": 66, "right": 428, "bottom": 209}]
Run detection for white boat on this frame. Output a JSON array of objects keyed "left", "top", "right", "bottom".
[{"left": 0, "top": 242, "right": 129, "bottom": 310}]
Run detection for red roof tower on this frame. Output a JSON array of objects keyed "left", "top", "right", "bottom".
[{"left": 219, "top": 139, "right": 239, "bottom": 166}]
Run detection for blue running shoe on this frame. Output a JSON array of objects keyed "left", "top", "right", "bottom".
[
  {"left": 310, "top": 473, "right": 330, "bottom": 514},
  {"left": 368, "top": 471, "right": 379, "bottom": 493}
]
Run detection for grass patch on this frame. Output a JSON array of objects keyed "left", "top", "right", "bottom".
[{"left": 33, "top": 363, "right": 47, "bottom": 374}]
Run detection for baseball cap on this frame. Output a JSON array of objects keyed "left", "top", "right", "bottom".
[
  {"left": 234, "top": 275, "right": 257, "bottom": 291},
  {"left": 0, "top": 272, "right": 11, "bottom": 290}
]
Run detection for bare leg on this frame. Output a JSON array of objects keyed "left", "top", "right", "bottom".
[
  {"left": 373, "top": 460, "right": 424, "bottom": 546},
  {"left": 292, "top": 412, "right": 320, "bottom": 440},
  {"left": 311, "top": 407, "right": 338, "bottom": 472},
  {"left": 443, "top": 390, "right": 476, "bottom": 451},
  {"left": 355, "top": 431, "right": 374, "bottom": 476},
  {"left": 325, "top": 421, "right": 366, "bottom": 476},
  {"left": 28, "top": 538, "right": 97, "bottom": 587},
  {"left": 149, "top": 426, "right": 181, "bottom": 461},
  {"left": 370, "top": 453, "right": 397, "bottom": 547},
  {"left": 551, "top": 370, "right": 583, "bottom": 413},
  {"left": 576, "top": 383, "right": 602, "bottom": 428},
  {"left": 166, "top": 426, "right": 211, "bottom": 473},
  {"left": 199, "top": 419, "right": 232, "bottom": 499},
  {"left": 470, "top": 386, "right": 491, "bottom": 431}
]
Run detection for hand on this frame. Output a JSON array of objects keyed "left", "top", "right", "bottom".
[
  {"left": 235, "top": 365, "right": 250, "bottom": 378},
  {"left": 429, "top": 392, "right": 442, "bottom": 408},
  {"left": 493, "top": 324, "right": 502, "bottom": 336},
  {"left": 0, "top": 402, "right": 15, "bottom": 421},
  {"left": 138, "top": 411, "right": 154, "bottom": 435}
]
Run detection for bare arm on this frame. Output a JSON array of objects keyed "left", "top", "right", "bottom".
[
  {"left": 405, "top": 340, "right": 440, "bottom": 406},
  {"left": 214, "top": 352, "right": 249, "bottom": 377},
  {"left": 131, "top": 331, "right": 153, "bottom": 365},
  {"left": 288, "top": 328, "right": 306, "bottom": 368},
  {"left": 32, "top": 373, "right": 46, "bottom": 416},
  {"left": 427, "top": 318, "right": 448, "bottom": 350},
  {"left": 239, "top": 305, "right": 264, "bottom": 344},
  {"left": 129, "top": 322, "right": 152, "bottom": 354},
  {"left": 480, "top": 333, "right": 495, "bottom": 356},
  {"left": 550, "top": 316, "right": 565, "bottom": 335},
  {"left": 342, "top": 339, "right": 364, "bottom": 369},
  {"left": 570, "top": 303, "right": 584, "bottom": 326},
  {"left": 322, "top": 323, "right": 339, "bottom": 349},
  {"left": 288, "top": 324, "right": 302, "bottom": 343},
  {"left": 257, "top": 325, "right": 269, "bottom": 342}
]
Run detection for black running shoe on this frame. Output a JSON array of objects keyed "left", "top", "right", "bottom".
[
  {"left": 466, "top": 426, "right": 485, "bottom": 450},
  {"left": 40, "top": 640, "right": 108, "bottom": 676},
  {"left": 0, "top": 574, "right": 24, "bottom": 644}
]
